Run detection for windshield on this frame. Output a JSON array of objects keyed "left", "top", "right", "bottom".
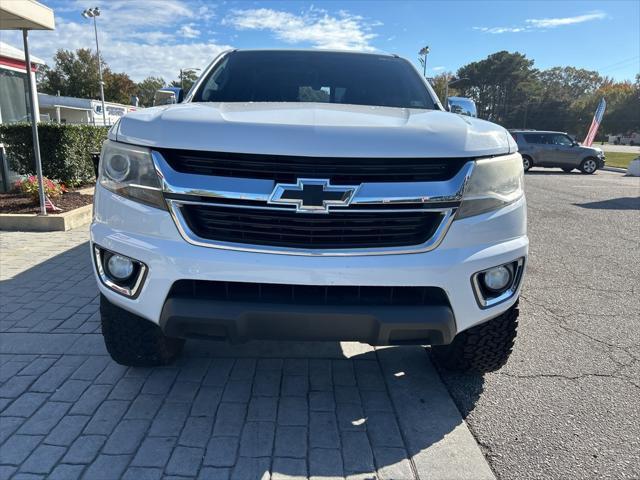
[{"left": 192, "top": 50, "right": 436, "bottom": 110}]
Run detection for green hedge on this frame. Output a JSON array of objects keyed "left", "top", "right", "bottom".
[{"left": 0, "top": 123, "right": 109, "bottom": 187}]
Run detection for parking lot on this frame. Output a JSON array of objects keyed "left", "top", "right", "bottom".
[
  {"left": 0, "top": 169, "right": 638, "bottom": 479},
  {"left": 441, "top": 169, "right": 640, "bottom": 479}
]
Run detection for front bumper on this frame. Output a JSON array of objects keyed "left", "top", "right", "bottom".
[
  {"left": 91, "top": 184, "right": 528, "bottom": 341},
  {"left": 160, "top": 295, "right": 456, "bottom": 345}
]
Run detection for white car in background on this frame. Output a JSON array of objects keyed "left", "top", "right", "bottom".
[{"left": 608, "top": 133, "right": 640, "bottom": 146}]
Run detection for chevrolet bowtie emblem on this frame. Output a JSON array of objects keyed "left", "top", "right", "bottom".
[{"left": 268, "top": 179, "right": 359, "bottom": 213}]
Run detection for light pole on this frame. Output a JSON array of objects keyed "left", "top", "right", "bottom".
[
  {"left": 82, "top": 7, "right": 107, "bottom": 126},
  {"left": 179, "top": 67, "right": 201, "bottom": 91},
  {"left": 22, "top": 30, "right": 47, "bottom": 215},
  {"left": 418, "top": 46, "right": 430, "bottom": 78}
]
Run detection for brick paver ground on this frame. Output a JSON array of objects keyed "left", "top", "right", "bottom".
[{"left": 0, "top": 227, "right": 493, "bottom": 480}]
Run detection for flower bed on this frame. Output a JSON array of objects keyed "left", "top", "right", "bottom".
[
  {"left": 0, "top": 175, "right": 93, "bottom": 215},
  {"left": 0, "top": 191, "right": 93, "bottom": 214},
  {"left": 1, "top": 175, "right": 95, "bottom": 231}
]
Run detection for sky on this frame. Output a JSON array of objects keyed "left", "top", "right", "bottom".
[{"left": 1, "top": 0, "right": 638, "bottom": 83}]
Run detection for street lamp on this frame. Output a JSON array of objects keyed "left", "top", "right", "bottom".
[
  {"left": 180, "top": 67, "right": 201, "bottom": 91},
  {"left": 81, "top": 7, "right": 107, "bottom": 126},
  {"left": 418, "top": 46, "right": 430, "bottom": 78}
]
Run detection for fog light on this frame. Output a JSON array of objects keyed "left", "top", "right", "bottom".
[
  {"left": 472, "top": 258, "right": 525, "bottom": 309},
  {"left": 94, "top": 246, "right": 147, "bottom": 298},
  {"left": 482, "top": 265, "right": 512, "bottom": 292},
  {"left": 106, "top": 254, "right": 134, "bottom": 280}
]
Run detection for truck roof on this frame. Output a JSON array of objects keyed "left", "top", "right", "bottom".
[{"left": 228, "top": 48, "right": 398, "bottom": 58}]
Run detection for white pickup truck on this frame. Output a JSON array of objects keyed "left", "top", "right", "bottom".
[{"left": 92, "top": 49, "right": 527, "bottom": 372}]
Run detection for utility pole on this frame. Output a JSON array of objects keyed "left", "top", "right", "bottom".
[{"left": 444, "top": 74, "right": 450, "bottom": 107}]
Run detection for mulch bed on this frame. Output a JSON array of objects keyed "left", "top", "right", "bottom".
[{"left": 0, "top": 191, "right": 93, "bottom": 214}]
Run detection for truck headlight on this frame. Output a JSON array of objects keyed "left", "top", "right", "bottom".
[
  {"left": 456, "top": 153, "right": 524, "bottom": 219},
  {"left": 99, "top": 140, "right": 165, "bottom": 209}
]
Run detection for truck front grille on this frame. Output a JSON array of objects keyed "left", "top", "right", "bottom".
[
  {"left": 157, "top": 148, "right": 468, "bottom": 184},
  {"left": 180, "top": 203, "right": 444, "bottom": 249}
]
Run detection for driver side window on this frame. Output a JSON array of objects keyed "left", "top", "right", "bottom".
[{"left": 550, "top": 134, "right": 573, "bottom": 146}]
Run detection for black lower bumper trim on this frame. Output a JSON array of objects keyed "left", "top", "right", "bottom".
[{"left": 160, "top": 298, "right": 456, "bottom": 346}]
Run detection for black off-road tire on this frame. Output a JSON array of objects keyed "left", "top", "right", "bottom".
[
  {"left": 100, "top": 294, "right": 185, "bottom": 366},
  {"left": 431, "top": 303, "right": 519, "bottom": 373}
]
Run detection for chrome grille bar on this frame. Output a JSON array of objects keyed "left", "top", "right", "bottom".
[{"left": 151, "top": 150, "right": 474, "bottom": 256}]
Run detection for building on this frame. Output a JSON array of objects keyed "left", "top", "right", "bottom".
[
  {"left": 0, "top": 41, "right": 45, "bottom": 192},
  {"left": 38, "top": 93, "right": 138, "bottom": 126},
  {"left": 0, "top": 41, "right": 44, "bottom": 124},
  {"left": 1, "top": 0, "right": 55, "bottom": 202}
]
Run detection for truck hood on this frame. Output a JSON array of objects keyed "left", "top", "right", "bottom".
[{"left": 114, "top": 102, "right": 515, "bottom": 158}]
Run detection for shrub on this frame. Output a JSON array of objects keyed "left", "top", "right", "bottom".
[
  {"left": 16, "top": 175, "right": 65, "bottom": 200},
  {"left": 0, "top": 123, "right": 109, "bottom": 187}
]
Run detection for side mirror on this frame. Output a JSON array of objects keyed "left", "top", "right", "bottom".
[{"left": 447, "top": 97, "right": 478, "bottom": 118}]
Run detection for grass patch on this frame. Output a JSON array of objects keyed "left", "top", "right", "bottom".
[{"left": 605, "top": 152, "right": 637, "bottom": 169}]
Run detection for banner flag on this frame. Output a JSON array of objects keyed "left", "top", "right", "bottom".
[{"left": 583, "top": 98, "right": 606, "bottom": 147}]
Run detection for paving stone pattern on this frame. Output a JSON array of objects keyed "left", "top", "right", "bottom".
[
  {"left": 0, "top": 228, "right": 493, "bottom": 480},
  {"left": 0, "top": 354, "right": 418, "bottom": 478}
]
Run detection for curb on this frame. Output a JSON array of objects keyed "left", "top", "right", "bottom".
[
  {"left": 603, "top": 166, "right": 627, "bottom": 173},
  {"left": 377, "top": 346, "right": 496, "bottom": 479},
  {"left": 0, "top": 203, "right": 93, "bottom": 232}
]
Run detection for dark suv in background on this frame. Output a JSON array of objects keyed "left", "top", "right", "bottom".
[{"left": 510, "top": 130, "right": 605, "bottom": 174}]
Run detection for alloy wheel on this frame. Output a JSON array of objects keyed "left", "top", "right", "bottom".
[{"left": 583, "top": 159, "right": 597, "bottom": 173}]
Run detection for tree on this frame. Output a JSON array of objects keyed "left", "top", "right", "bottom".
[
  {"left": 537, "top": 67, "right": 604, "bottom": 102},
  {"left": 35, "top": 64, "right": 51, "bottom": 88},
  {"left": 136, "top": 76, "right": 165, "bottom": 107},
  {"left": 38, "top": 48, "right": 137, "bottom": 105},
  {"left": 456, "top": 51, "right": 536, "bottom": 125},
  {"left": 39, "top": 48, "right": 102, "bottom": 99},
  {"left": 521, "top": 67, "right": 605, "bottom": 132},
  {"left": 170, "top": 69, "right": 199, "bottom": 93},
  {"left": 429, "top": 72, "right": 458, "bottom": 104},
  {"left": 104, "top": 71, "right": 137, "bottom": 105},
  {"left": 573, "top": 80, "right": 640, "bottom": 138},
  {"left": 451, "top": 51, "right": 638, "bottom": 137}
]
